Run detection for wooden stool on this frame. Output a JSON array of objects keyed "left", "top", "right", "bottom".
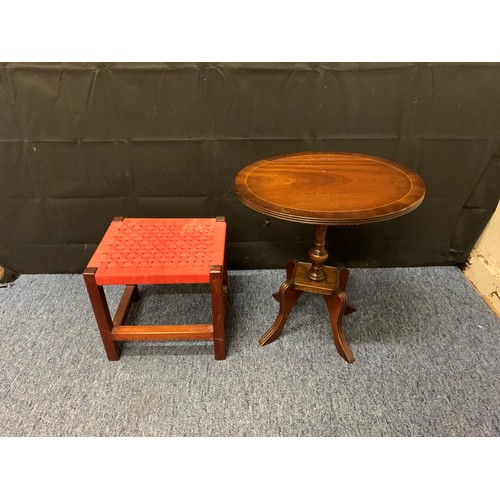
[{"left": 83, "top": 217, "right": 227, "bottom": 360}]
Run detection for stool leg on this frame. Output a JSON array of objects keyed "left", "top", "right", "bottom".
[
  {"left": 210, "top": 265, "right": 226, "bottom": 360},
  {"left": 83, "top": 267, "right": 122, "bottom": 361},
  {"left": 222, "top": 259, "right": 228, "bottom": 314},
  {"left": 259, "top": 280, "right": 303, "bottom": 346}
]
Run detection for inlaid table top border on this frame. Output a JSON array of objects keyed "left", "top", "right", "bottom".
[{"left": 235, "top": 151, "right": 426, "bottom": 225}]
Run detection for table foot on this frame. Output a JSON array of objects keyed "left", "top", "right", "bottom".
[
  {"left": 323, "top": 291, "right": 355, "bottom": 363},
  {"left": 259, "top": 280, "right": 303, "bottom": 346}
]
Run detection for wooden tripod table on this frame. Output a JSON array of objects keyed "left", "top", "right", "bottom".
[{"left": 235, "top": 152, "right": 425, "bottom": 363}]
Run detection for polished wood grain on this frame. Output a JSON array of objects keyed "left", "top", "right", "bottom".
[
  {"left": 236, "top": 151, "right": 425, "bottom": 225},
  {"left": 307, "top": 225, "right": 329, "bottom": 280},
  {"left": 292, "top": 262, "right": 339, "bottom": 294},
  {"left": 237, "top": 151, "right": 426, "bottom": 363},
  {"left": 111, "top": 324, "right": 214, "bottom": 341},
  {"left": 258, "top": 280, "right": 303, "bottom": 346},
  {"left": 83, "top": 267, "right": 122, "bottom": 361}
]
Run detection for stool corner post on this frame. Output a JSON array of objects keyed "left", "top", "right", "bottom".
[
  {"left": 83, "top": 266, "right": 121, "bottom": 362},
  {"left": 209, "top": 264, "right": 223, "bottom": 275},
  {"left": 83, "top": 266, "right": 98, "bottom": 284},
  {"left": 209, "top": 264, "right": 226, "bottom": 361}
]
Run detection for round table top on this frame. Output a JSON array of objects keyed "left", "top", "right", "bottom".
[{"left": 235, "top": 151, "right": 426, "bottom": 225}]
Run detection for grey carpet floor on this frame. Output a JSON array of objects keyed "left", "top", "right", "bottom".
[{"left": 0, "top": 267, "right": 499, "bottom": 436}]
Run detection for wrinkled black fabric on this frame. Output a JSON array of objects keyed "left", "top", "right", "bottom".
[{"left": 1, "top": 62, "right": 499, "bottom": 277}]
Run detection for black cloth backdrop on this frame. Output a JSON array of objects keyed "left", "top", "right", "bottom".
[{"left": 1, "top": 62, "right": 500, "bottom": 281}]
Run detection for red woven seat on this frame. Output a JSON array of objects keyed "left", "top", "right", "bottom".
[
  {"left": 87, "top": 218, "right": 226, "bottom": 285},
  {"left": 83, "top": 217, "right": 228, "bottom": 361}
]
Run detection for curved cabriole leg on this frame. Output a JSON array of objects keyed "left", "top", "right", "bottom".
[
  {"left": 323, "top": 290, "right": 355, "bottom": 363},
  {"left": 260, "top": 280, "right": 303, "bottom": 346},
  {"left": 273, "top": 259, "right": 299, "bottom": 301},
  {"left": 338, "top": 266, "right": 356, "bottom": 316}
]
